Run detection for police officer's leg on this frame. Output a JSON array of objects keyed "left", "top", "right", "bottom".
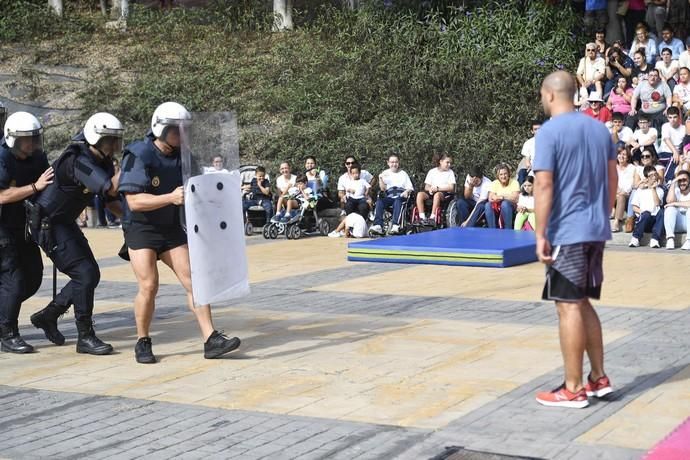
[
  {"left": 19, "top": 238, "right": 43, "bottom": 303},
  {"left": 0, "top": 236, "right": 33, "bottom": 353},
  {"left": 159, "top": 245, "right": 240, "bottom": 359},
  {"left": 50, "top": 227, "right": 112, "bottom": 355},
  {"left": 127, "top": 247, "right": 159, "bottom": 363}
]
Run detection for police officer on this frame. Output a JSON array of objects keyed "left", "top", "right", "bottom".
[
  {"left": 30, "top": 113, "right": 124, "bottom": 355},
  {"left": 119, "top": 101, "right": 240, "bottom": 364},
  {"left": 0, "top": 112, "right": 54, "bottom": 353},
  {"left": 0, "top": 101, "right": 7, "bottom": 132}
]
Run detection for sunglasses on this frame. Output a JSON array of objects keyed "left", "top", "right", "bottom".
[
  {"left": 641, "top": 155, "right": 652, "bottom": 158},
  {"left": 345, "top": 161, "right": 354, "bottom": 165},
  {"left": 586, "top": 49, "right": 596, "bottom": 52}
]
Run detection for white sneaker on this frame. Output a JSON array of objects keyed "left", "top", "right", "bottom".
[
  {"left": 340, "top": 209, "right": 346, "bottom": 217},
  {"left": 370, "top": 224, "right": 383, "bottom": 235},
  {"left": 666, "top": 237, "right": 675, "bottom": 249},
  {"left": 328, "top": 230, "right": 343, "bottom": 238},
  {"left": 368, "top": 212, "right": 375, "bottom": 221},
  {"left": 650, "top": 238, "right": 660, "bottom": 248},
  {"left": 682, "top": 240, "right": 690, "bottom": 250},
  {"left": 629, "top": 237, "right": 640, "bottom": 247},
  {"left": 390, "top": 224, "right": 400, "bottom": 234}
]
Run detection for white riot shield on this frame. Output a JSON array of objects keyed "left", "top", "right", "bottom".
[{"left": 181, "top": 112, "right": 249, "bottom": 305}]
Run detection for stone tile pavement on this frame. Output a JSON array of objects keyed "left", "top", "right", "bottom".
[{"left": 1, "top": 229, "right": 689, "bottom": 459}]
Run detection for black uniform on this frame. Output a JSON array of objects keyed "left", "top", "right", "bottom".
[
  {"left": 0, "top": 141, "right": 48, "bottom": 331},
  {"left": 34, "top": 135, "right": 115, "bottom": 322},
  {"left": 119, "top": 132, "right": 187, "bottom": 255}
]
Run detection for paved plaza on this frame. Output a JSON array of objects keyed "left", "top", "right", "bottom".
[{"left": 1, "top": 229, "right": 689, "bottom": 459}]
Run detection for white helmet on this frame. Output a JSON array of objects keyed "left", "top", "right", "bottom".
[
  {"left": 83, "top": 112, "right": 124, "bottom": 146},
  {"left": 3, "top": 111, "right": 43, "bottom": 149},
  {"left": 151, "top": 102, "right": 191, "bottom": 139}
]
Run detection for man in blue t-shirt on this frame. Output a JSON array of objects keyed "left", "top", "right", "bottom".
[{"left": 533, "top": 70, "right": 618, "bottom": 409}]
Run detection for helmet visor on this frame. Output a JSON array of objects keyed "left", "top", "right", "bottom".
[
  {"left": 155, "top": 117, "right": 192, "bottom": 128},
  {"left": 12, "top": 132, "right": 43, "bottom": 156},
  {"left": 94, "top": 126, "right": 124, "bottom": 138}
]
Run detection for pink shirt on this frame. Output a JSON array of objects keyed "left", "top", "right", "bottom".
[
  {"left": 608, "top": 88, "right": 633, "bottom": 114},
  {"left": 629, "top": 0, "right": 645, "bottom": 10}
]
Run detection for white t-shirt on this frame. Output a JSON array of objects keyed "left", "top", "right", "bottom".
[
  {"left": 633, "top": 128, "right": 658, "bottom": 146},
  {"left": 276, "top": 174, "right": 296, "bottom": 193},
  {"left": 576, "top": 56, "right": 605, "bottom": 81},
  {"left": 609, "top": 126, "right": 634, "bottom": 144},
  {"left": 342, "top": 177, "right": 370, "bottom": 199},
  {"left": 655, "top": 60, "right": 679, "bottom": 81},
  {"left": 632, "top": 186, "right": 664, "bottom": 215},
  {"left": 463, "top": 175, "right": 492, "bottom": 201},
  {"left": 521, "top": 137, "right": 536, "bottom": 162},
  {"left": 635, "top": 164, "right": 666, "bottom": 182},
  {"left": 337, "top": 170, "right": 373, "bottom": 191},
  {"left": 424, "top": 167, "right": 456, "bottom": 188},
  {"left": 671, "top": 185, "right": 690, "bottom": 214},
  {"left": 659, "top": 122, "right": 686, "bottom": 154},
  {"left": 345, "top": 212, "right": 367, "bottom": 238},
  {"left": 379, "top": 169, "right": 413, "bottom": 191},
  {"left": 204, "top": 167, "right": 230, "bottom": 174},
  {"left": 617, "top": 164, "right": 636, "bottom": 194},
  {"left": 517, "top": 194, "right": 534, "bottom": 210},
  {"left": 673, "top": 81, "right": 690, "bottom": 111}
]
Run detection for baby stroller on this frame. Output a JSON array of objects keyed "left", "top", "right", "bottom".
[{"left": 240, "top": 165, "right": 272, "bottom": 236}]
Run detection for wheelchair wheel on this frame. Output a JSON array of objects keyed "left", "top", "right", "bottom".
[
  {"left": 445, "top": 199, "right": 459, "bottom": 228},
  {"left": 244, "top": 221, "right": 253, "bottom": 236},
  {"left": 292, "top": 225, "right": 303, "bottom": 240},
  {"left": 269, "top": 224, "right": 279, "bottom": 239},
  {"left": 317, "top": 218, "right": 330, "bottom": 236}
]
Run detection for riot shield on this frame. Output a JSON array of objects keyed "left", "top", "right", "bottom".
[{"left": 180, "top": 111, "right": 249, "bottom": 306}]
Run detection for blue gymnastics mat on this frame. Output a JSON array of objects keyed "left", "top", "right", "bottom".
[{"left": 347, "top": 227, "right": 537, "bottom": 267}]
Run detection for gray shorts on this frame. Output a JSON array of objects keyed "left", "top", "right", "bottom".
[{"left": 542, "top": 242, "right": 605, "bottom": 302}]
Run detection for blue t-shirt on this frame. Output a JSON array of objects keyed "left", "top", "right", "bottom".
[
  {"left": 586, "top": 0, "right": 606, "bottom": 11},
  {"left": 533, "top": 111, "right": 616, "bottom": 246}
]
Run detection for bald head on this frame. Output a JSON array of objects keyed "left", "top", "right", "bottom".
[{"left": 540, "top": 71, "right": 576, "bottom": 116}]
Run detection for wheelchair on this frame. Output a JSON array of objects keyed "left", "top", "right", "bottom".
[
  {"left": 409, "top": 190, "right": 458, "bottom": 233},
  {"left": 368, "top": 189, "right": 415, "bottom": 237}
]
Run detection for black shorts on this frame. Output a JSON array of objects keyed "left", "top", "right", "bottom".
[
  {"left": 542, "top": 242, "right": 605, "bottom": 302},
  {"left": 120, "top": 223, "right": 187, "bottom": 260}
]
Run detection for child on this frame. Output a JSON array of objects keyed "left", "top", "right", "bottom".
[
  {"left": 344, "top": 163, "right": 371, "bottom": 219},
  {"left": 513, "top": 176, "right": 535, "bottom": 230},
  {"left": 328, "top": 212, "right": 367, "bottom": 238},
  {"left": 630, "top": 117, "right": 658, "bottom": 164},
  {"left": 242, "top": 166, "right": 273, "bottom": 220},
  {"left": 281, "top": 175, "right": 314, "bottom": 223},
  {"left": 629, "top": 166, "right": 665, "bottom": 248}
]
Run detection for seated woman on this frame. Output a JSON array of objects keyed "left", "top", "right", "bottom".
[
  {"left": 513, "top": 176, "right": 535, "bottom": 231},
  {"left": 272, "top": 162, "right": 297, "bottom": 222},
  {"left": 370, "top": 153, "right": 414, "bottom": 235},
  {"left": 625, "top": 146, "right": 666, "bottom": 231},
  {"left": 613, "top": 145, "right": 635, "bottom": 232},
  {"left": 484, "top": 163, "right": 520, "bottom": 229},
  {"left": 304, "top": 155, "right": 328, "bottom": 198},
  {"left": 415, "top": 153, "right": 456, "bottom": 225}
]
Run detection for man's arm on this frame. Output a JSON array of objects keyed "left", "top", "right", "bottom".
[
  {"left": 534, "top": 170, "right": 554, "bottom": 264},
  {"left": 0, "top": 166, "right": 55, "bottom": 204}
]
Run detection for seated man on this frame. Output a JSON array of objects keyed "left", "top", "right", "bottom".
[
  {"left": 576, "top": 42, "right": 606, "bottom": 100},
  {"left": 370, "top": 153, "right": 413, "bottom": 235},
  {"left": 456, "top": 165, "right": 491, "bottom": 227},
  {"left": 658, "top": 106, "right": 686, "bottom": 181},
  {"left": 630, "top": 116, "right": 659, "bottom": 163},
  {"left": 484, "top": 163, "right": 520, "bottom": 229},
  {"left": 663, "top": 170, "right": 690, "bottom": 249},
  {"left": 628, "top": 69, "right": 672, "bottom": 132},
  {"left": 242, "top": 166, "right": 273, "bottom": 221},
  {"left": 629, "top": 165, "right": 665, "bottom": 248}
]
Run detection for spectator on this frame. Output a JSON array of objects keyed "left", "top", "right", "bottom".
[
  {"left": 327, "top": 211, "right": 368, "bottom": 238},
  {"left": 484, "top": 163, "right": 520, "bottom": 229},
  {"left": 646, "top": 0, "right": 667, "bottom": 37},
  {"left": 625, "top": 147, "right": 666, "bottom": 231},
  {"left": 629, "top": 69, "right": 672, "bottom": 131},
  {"left": 658, "top": 24, "right": 684, "bottom": 60},
  {"left": 584, "top": 1, "right": 608, "bottom": 37},
  {"left": 517, "top": 120, "right": 542, "bottom": 184},
  {"left": 625, "top": 4, "right": 648, "bottom": 49},
  {"left": 672, "top": 66, "right": 690, "bottom": 116},
  {"left": 663, "top": 170, "right": 690, "bottom": 249},
  {"left": 613, "top": 145, "right": 636, "bottom": 232},
  {"left": 242, "top": 165, "right": 273, "bottom": 221},
  {"left": 656, "top": 47, "right": 679, "bottom": 91},
  {"left": 680, "top": 38, "right": 690, "bottom": 69},
  {"left": 607, "top": 76, "right": 634, "bottom": 117},
  {"left": 604, "top": 46, "right": 633, "bottom": 96},
  {"left": 629, "top": 165, "right": 665, "bottom": 247},
  {"left": 630, "top": 49, "right": 652, "bottom": 87},
  {"left": 594, "top": 29, "right": 608, "bottom": 57},
  {"left": 456, "top": 165, "right": 492, "bottom": 228},
  {"left": 204, "top": 155, "right": 230, "bottom": 174},
  {"left": 630, "top": 116, "right": 658, "bottom": 162},
  {"left": 610, "top": 112, "right": 635, "bottom": 144},
  {"left": 629, "top": 24, "right": 658, "bottom": 64},
  {"left": 577, "top": 43, "right": 606, "bottom": 100},
  {"left": 337, "top": 155, "right": 374, "bottom": 213},
  {"left": 668, "top": 2, "right": 690, "bottom": 40},
  {"left": 370, "top": 153, "right": 414, "bottom": 235},
  {"left": 658, "top": 106, "right": 686, "bottom": 180},
  {"left": 273, "top": 161, "right": 297, "bottom": 222},
  {"left": 513, "top": 176, "right": 535, "bottom": 231},
  {"left": 342, "top": 163, "right": 371, "bottom": 219},
  {"left": 583, "top": 91, "right": 613, "bottom": 123},
  {"left": 415, "top": 153, "right": 456, "bottom": 224},
  {"left": 304, "top": 156, "right": 328, "bottom": 197},
  {"left": 282, "top": 175, "right": 315, "bottom": 223}
]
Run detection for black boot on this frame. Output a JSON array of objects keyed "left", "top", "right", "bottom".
[
  {"left": 135, "top": 337, "right": 156, "bottom": 364},
  {"left": 75, "top": 320, "right": 113, "bottom": 355},
  {"left": 30, "top": 301, "right": 69, "bottom": 346},
  {"left": 204, "top": 330, "right": 240, "bottom": 359},
  {"left": 0, "top": 323, "right": 34, "bottom": 354}
]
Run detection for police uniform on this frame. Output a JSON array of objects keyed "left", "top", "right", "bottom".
[
  {"left": 0, "top": 140, "right": 48, "bottom": 349},
  {"left": 119, "top": 132, "right": 187, "bottom": 256},
  {"left": 32, "top": 133, "right": 115, "bottom": 354}
]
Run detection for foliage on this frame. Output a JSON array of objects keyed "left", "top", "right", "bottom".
[{"left": 0, "top": 0, "right": 98, "bottom": 41}]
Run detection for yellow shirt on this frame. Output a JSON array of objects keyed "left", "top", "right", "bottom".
[{"left": 489, "top": 179, "right": 520, "bottom": 196}]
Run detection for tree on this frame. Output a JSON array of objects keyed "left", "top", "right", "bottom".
[
  {"left": 48, "top": 0, "right": 63, "bottom": 16},
  {"left": 111, "top": 0, "right": 129, "bottom": 20},
  {"left": 273, "top": 0, "right": 293, "bottom": 31}
]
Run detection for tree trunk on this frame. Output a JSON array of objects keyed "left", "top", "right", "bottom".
[
  {"left": 112, "top": 0, "right": 129, "bottom": 19},
  {"left": 99, "top": 0, "right": 107, "bottom": 16},
  {"left": 273, "top": 0, "right": 293, "bottom": 31},
  {"left": 48, "top": 0, "right": 63, "bottom": 16}
]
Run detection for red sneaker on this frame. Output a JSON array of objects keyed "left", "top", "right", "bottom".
[
  {"left": 584, "top": 374, "right": 613, "bottom": 398},
  {"left": 536, "top": 384, "right": 589, "bottom": 408}
]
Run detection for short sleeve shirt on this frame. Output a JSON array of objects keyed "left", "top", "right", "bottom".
[
  {"left": 424, "top": 168, "right": 456, "bottom": 187},
  {"left": 534, "top": 111, "right": 616, "bottom": 245},
  {"left": 464, "top": 175, "right": 492, "bottom": 201}
]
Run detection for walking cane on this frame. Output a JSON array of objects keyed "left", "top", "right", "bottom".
[{"left": 52, "top": 263, "right": 57, "bottom": 301}]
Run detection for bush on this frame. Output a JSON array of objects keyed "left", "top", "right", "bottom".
[{"left": 0, "top": 0, "right": 98, "bottom": 42}]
